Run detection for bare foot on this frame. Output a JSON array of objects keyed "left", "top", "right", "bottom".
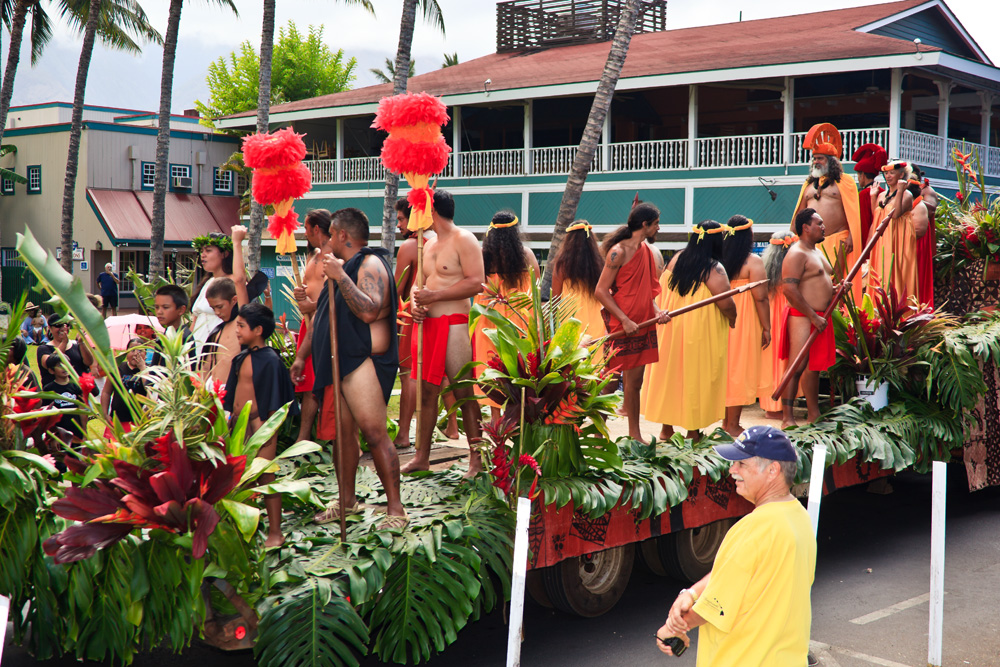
[
  {"left": 264, "top": 533, "right": 285, "bottom": 548},
  {"left": 723, "top": 424, "right": 743, "bottom": 437},
  {"left": 629, "top": 432, "right": 649, "bottom": 445},
  {"left": 443, "top": 425, "right": 460, "bottom": 440},
  {"left": 658, "top": 426, "right": 674, "bottom": 441},
  {"left": 401, "top": 457, "right": 430, "bottom": 474},
  {"left": 392, "top": 433, "right": 411, "bottom": 448},
  {"left": 806, "top": 410, "right": 821, "bottom": 423},
  {"left": 463, "top": 451, "right": 483, "bottom": 479},
  {"left": 765, "top": 411, "right": 783, "bottom": 420},
  {"left": 781, "top": 419, "right": 797, "bottom": 430}
]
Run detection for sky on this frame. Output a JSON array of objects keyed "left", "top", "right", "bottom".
[{"left": 4, "top": 0, "right": 1000, "bottom": 115}]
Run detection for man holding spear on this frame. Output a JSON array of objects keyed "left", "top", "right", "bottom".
[
  {"left": 291, "top": 208, "right": 407, "bottom": 530},
  {"left": 778, "top": 209, "right": 836, "bottom": 428}
]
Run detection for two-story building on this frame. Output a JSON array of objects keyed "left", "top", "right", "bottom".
[
  {"left": 218, "top": 0, "right": 999, "bottom": 255},
  {"left": 0, "top": 103, "right": 241, "bottom": 306}
]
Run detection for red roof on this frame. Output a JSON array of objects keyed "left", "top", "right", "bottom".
[
  {"left": 87, "top": 189, "right": 238, "bottom": 244},
  {"left": 231, "top": 0, "right": 938, "bottom": 120}
]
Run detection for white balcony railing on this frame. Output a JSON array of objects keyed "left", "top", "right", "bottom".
[
  {"left": 303, "top": 128, "right": 998, "bottom": 185},
  {"left": 610, "top": 138, "right": 687, "bottom": 171}
]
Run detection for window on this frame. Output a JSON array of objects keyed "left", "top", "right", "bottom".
[
  {"left": 118, "top": 250, "right": 150, "bottom": 293},
  {"left": 1, "top": 170, "right": 15, "bottom": 195},
  {"left": 27, "top": 165, "right": 41, "bottom": 194},
  {"left": 169, "top": 164, "right": 192, "bottom": 191},
  {"left": 236, "top": 174, "right": 248, "bottom": 196},
  {"left": 141, "top": 162, "right": 155, "bottom": 190},
  {"left": 213, "top": 167, "right": 234, "bottom": 195}
]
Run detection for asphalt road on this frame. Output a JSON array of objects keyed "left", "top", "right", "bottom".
[{"left": 4, "top": 466, "right": 999, "bottom": 667}]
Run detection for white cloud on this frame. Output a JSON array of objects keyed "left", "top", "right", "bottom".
[{"left": 4, "top": 0, "right": 998, "bottom": 113}]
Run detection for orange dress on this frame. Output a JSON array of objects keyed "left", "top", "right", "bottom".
[
  {"left": 472, "top": 271, "right": 533, "bottom": 408},
  {"left": 725, "top": 278, "right": 765, "bottom": 407},
  {"left": 868, "top": 200, "right": 919, "bottom": 305},
  {"left": 560, "top": 282, "right": 606, "bottom": 366},
  {"left": 602, "top": 243, "right": 661, "bottom": 371}
]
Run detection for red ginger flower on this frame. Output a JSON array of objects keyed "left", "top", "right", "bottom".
[
  {"left": 518, "top": 454, "right": 542, "bottom": 499},
  {"left": 79, "top": 373, "right": 95, "bottom": 397}
]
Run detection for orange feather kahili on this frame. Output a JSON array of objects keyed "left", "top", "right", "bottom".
[{"left": 242, "top": 128, "right": 312, "bottom": 255}]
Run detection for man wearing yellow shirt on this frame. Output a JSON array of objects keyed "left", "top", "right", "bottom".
[{"left": 656, "top": 426, "right": 816, "bottom": 666}]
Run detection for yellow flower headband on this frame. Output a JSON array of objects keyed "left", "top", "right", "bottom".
[
  {"left": 769, "top": 235, "right": 798, "bottom": 247},
  {"left": 489, "top": 216, "right": 519, "bottom": 230},
  {"left": 565, "top": 221, "right": 592, "bottom": 236},
  {"left": 730, "top": 218, "right": 753, "bottom": 232},
  {"left": 691, "top": 224, "right": 732, "bottom": 242}
]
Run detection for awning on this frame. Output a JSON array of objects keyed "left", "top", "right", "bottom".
[{"left": 86, "top": 188, "right": 238, "bottom": 246}]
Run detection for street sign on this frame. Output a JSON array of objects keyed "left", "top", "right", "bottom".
[{"left": 55, "top": 247, "right": 85, "bottom": 261}]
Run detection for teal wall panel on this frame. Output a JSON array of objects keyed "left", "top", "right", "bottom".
[
  {"left": 293, "top": 196, "right": 383, "bottom": 230},
  {"left": 693, "top": 185, "right": 799, "bottom": 226},
  {"left": 529, "top": 187, "right": 685, "bottom": 228},
  {"left": 451, "top": 192, "right": 522, "bottom": 225}
]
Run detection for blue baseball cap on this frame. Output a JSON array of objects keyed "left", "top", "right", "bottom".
[{"left": 714, "top": 425, "right": 797, "bottom": 462}]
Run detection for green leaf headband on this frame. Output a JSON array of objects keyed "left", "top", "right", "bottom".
[{"left": 192, "top": 233, "right": 234, "bottom": 253}]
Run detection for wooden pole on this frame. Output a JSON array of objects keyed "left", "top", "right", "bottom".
[
  {"left": 326, "top": 278, "right": 346, "bottom": 542},
  {"left": 414, "top": 231, "right": 424, "bottom": 455},
  {"left": 770, "top": 210, "right": 894, "bottom": 400},
  {"left": 592, "top": 278, "right": 767, "bottom": 346}
]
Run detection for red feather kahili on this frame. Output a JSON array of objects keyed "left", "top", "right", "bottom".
[
  {"left": 242, "top": 128, "right": 312, "bottom": 255},
  {"left": 372, "top": 92, "right": 450, "bottom": 131},
  {"left": 242, "top": 128, "right": 307, "bottom": 169}
]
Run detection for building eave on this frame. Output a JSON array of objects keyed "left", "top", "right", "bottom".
[{"left": 854, "top": 0, "right": 993, "bottom": 66}]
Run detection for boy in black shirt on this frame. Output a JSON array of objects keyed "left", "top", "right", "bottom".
[
  {"left": 223, "top": 302, "right": 298, "bottom": 548},
  {"left": 100, "top": 338, "right": 147, "bottom": 432},
  {"left": 42, "top": 355, "right": 97, "bottom": 447},
  {"left": 150, "top": 284, "right": 196, "bottom": 367}
]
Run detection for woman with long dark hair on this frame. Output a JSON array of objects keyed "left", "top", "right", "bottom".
[
  {"left": 758, "top": 230, "right": 801, "bottom": 418},
  {"left": 719, "top": 216, "right": 770, "bottom": 436},
  {"left": 551, "top": 220, "right": 605, "bottom": 351},
  {"left": 190, "top": 233, "right": 236, "bottom": 349},
  {"left": 472, "top": 210, "right": 540, "bottom": 420},
  {"left": 642, "top": 220, "right": 736, "bottom": 442}
]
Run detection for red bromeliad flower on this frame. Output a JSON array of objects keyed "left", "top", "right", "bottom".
[
  {"left": 78, "top": 373, "right": 96, "bottom": 397},
  {"left": 526, "top": 351, "right": 540, "bottom": 377},
  {"left": 486, "top": 353, "right": 505, "bottom": 373},
  {"left": 44, "top": 431, "right": 246, "bottom": 564},
  {"left": 518, "top": 454, "right": 542, "bottom": 499}
]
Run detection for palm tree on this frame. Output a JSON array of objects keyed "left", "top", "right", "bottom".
[
  {"left": 441, "top": 52, "right": 458, "bottom": 68},
  {"left": 0, "top": 0, "right": 54, "bottom": 149},
  {"left": 148, "top": 0, "right": 237, "bottom": 280},
  {"left": 57, "top": 0, "right": 161, "bottom": 272},
  {"left": 244, "top": 0, "right": 375, "bottom": 272},
  {"left": 379, "top": 0, "right": 444, "bottom": 256},
  {"left": 540, "top": 0, "right": 642, "bottom": 297},
  {"left": 369, "top": 56, "right": 415, "bottom": 84}
]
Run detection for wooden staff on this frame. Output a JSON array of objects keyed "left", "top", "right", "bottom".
[
  {"left": 770, "top": 210, "right": 895, "bottom": 400},
  {"left": 414, "top": 231, "right": 425, "bottom": 452},
  {"left": 591, "top": 278, "right": 768, "bottom": 347},
  {"left": 326, "top": 277, "right": 346, "bottom": 542}
]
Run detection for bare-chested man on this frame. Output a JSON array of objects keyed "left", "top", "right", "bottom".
[
  {"left": 793, "top": 125, "right": 860, "bottom": 288},
  {"left": 392, "top": 198, "right": 459, "bottom": 446},
  {"left": 291, "top": 208, "right": 406, "bottom": 529},
  {"left": 290, "top": 209, "right": 332, "bottom": 443},
  {"left": 780, "top": 208, "right": 839, "bottom": 427},
  {"left": 403, "top": 189, "right": 485, "bottom": 476}
]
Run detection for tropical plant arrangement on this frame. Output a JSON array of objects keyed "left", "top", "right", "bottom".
[
  {"left": 831, "top": 283, "right": 960, "bottom": 395},
  {"left": 934, "top": 144, "right": 1000, "bottom": 282}
]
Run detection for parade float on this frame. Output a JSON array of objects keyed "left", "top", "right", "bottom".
[{"left": 3, "top": 148, "right": 1000, "bottom": 667}]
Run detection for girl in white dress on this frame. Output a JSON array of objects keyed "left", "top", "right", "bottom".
[{"left": 190, "top": 232, "right": 235, "bottom": 349}]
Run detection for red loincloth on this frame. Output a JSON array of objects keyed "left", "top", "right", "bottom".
[
  {"left": 294, "top": 319, "right": 315, "bottom": 392},
  {"left": 601, "top": 243, "right": 660, "bottom": 371},
  {"left": 411, "top": 313, "right": 469, "bottom": 386},
  {"left": 778, "top": 306, "right": 835, "bottom": 372},
  {"left": 316, "top": 385, "right": 338, "bottom": 441}
]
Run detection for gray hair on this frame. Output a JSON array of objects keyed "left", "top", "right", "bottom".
[
  {"left": 763, "top": 231, "right": 795, "bottom": 293},
  {"left": 751, "top": 456, "right": 798, "bottom": 487}
]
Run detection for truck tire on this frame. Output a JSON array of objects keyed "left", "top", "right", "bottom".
[
  {"left": 540, "top": 544, "right": 634, "bottom": 617},
  {"left": 658, "top": 519, "right": 734, "bottom": 583},
  {"left": 526, "top": 570, "right": 553, "bottom": 608},
  {"left": 637, "top": 538, "right": 669, "bottom": 577}
]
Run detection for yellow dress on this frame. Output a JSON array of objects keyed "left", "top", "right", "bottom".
[
  {"left": 559, "top": 282, "right": 606, "bottom": 366},
  {"left": 641, "top": 269, "right": 729, "bottom": 431},
  {"left": 472, "top": 272, "right": 533, "bottom": 408},
  {"left": 725, "top": 278, "right": 764, "bottom": 407}
]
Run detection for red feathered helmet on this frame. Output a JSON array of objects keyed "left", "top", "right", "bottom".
[{"left": 852, "top": 143, "right": 888, "bottom": 174}]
